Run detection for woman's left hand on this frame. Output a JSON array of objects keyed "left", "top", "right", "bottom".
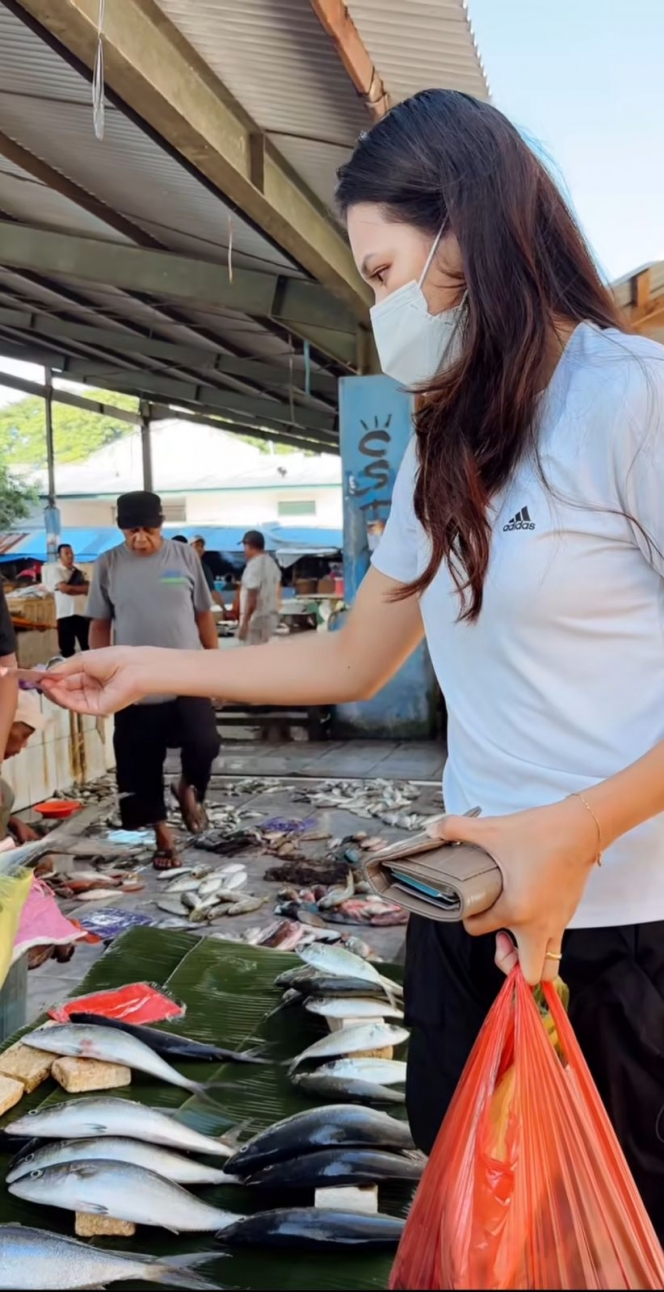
[{"left": 429, "top": 798, "right": 601, "bottom": 984}]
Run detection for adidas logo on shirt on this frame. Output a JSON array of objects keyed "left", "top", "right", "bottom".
[{"left": 503, "top": 506, "right": 535, "bottom": 532}]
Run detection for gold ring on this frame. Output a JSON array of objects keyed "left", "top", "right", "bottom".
[{"left": 545, "top": 951, "right": 563, "bottom": 962}]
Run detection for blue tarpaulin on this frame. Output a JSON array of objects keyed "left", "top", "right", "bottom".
[{"left": 0, "top": 523, "right": 342, "bottom": 562}]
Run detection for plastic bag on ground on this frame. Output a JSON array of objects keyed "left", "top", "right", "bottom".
[{"left": 390, "top": 969, "right": 664, "bottom": 1290}]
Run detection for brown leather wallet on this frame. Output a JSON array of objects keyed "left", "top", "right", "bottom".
[{"left": 365, "top": 815, "right": 503, "bottom": 922}]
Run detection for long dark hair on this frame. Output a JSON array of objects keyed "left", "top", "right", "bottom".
[{"left": 336, "top": 90, "right": 625, "bottom": 620}]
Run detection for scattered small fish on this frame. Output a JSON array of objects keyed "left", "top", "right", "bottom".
[
  {"left": 216, "top": 1206, "right": 404, "bottom": 1250},
  {"left": 6, "top": 1137, "right": 237, "bottom": 1186},
  {"left": 9, "top": 1160, "right": 242, "bottom": 1232},
  {"left": 0, "top": 1224, "right": 218, "bottom": 1290},
  {"left": 225, "top": 1104, "right": 412, "bottom": 1175},
  {"left": 75, "top": 888, "right": 120, "bottom": 902},
  {"left": 244, "top": 1147, "right": 423, "bottom": 1189},
  {"left": 226, "top": 896, "right": 267, "bottom": 916},
  {"left": 318, "top": 869, "right": 355, "bottom": 910},
  {"left": 165, "top": 875, "right": 204, "bottom": 895},
  {"left": 304, "top": 997, "right": 404, "bottom": 1021},
  {"left": 156, "top": 867, "right": 201, "bottom": 882},
  {"left": 25, "top": 1023, "right": 220, "bottom": 1098},
  {"left": 289, "top": 1022, "right": 409, "bottom": 1072},
  {"left": 291, "top": 1073, "right": 406, "bottom": 1104},
  {"left": 157, "top": 896, "right": 188, "bottom": 917},
  {"left": 219, "top": 863, "right": 246, "bottom": 876},
  {"left": 68, "top": 1015, "right": 269, "bottom": 1065}
]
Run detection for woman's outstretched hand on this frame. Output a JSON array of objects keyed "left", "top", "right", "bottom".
[
  {"left": 14, "top": 647, "right": 158, "bottom": 716},
  {"left": 428, "top": 800, "right": 601, "bottom": 984}
]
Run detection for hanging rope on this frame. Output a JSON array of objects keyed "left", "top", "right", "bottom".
[
  {"left": 288, "top": 339, "right": 296, "bottom": 425},
  {"left": 227, "top": 213, "right": 234, "bottom": 283},
  {"left": 303, "top": 340, "right": 311, "bottom": 397},
  {"left": 92, "top": 0, "right": 106, "bottom": 141}
]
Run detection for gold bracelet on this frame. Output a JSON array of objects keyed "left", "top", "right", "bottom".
[{"left": 568, "top": 792, "right": 602, "bottom": 866}]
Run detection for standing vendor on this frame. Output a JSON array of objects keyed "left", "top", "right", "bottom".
[
  {"left": 40, "top": 89, "right": 664, "bottom": 1239},
  {"left": 0, "top": 689, "right": 49, "bottom": 843},
  {"left": 42, "top": 544, "right": 90, "bottom": 657},
  {"left": 238, "top": 530, "right": 280, "bottom": 644},
  {"left": 86, "top": 491, "right": 220, "bottom": 870}
]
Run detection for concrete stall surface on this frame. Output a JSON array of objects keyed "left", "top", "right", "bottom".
[{"left": 24, "top": 740, "right": 447, "bottom": 1022}]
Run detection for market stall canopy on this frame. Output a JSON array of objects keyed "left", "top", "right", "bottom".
[
  {"left": 0, "top": 0, "right": 488, "bottom": 452},
  {"left": 0, "top": 522, "right": 342, "bottom": 562}
]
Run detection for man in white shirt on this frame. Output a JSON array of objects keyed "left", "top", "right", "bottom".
[
  {"left": 238, "top": 530, "right": 280, "bottom": 644},
  {"left": 42, "top": 544, "right": 90, "bottom": 657}
]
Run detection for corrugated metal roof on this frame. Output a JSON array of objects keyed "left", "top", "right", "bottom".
[
  {"left": 0, "top": 156, "right": 131, "bottom": 243},
  {"left": 347, "top": 0, "right": 490, "bottom": 102},
  {"left": 155, "top": 0, "right": 367, "bottom": 143}
]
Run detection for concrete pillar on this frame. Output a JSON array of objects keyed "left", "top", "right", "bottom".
[
  {"left": 334, "top": 374, "right": 438, "bottom": 739},
  {"left": 140, "top": 406, "right": 153, "bottom": 492}
]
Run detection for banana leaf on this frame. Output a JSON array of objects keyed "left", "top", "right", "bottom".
[{"left": 0, "top": 928, "right": 410, "bottom": 1290}]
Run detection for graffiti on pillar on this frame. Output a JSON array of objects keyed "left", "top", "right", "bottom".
[{"left": 346, "top": 415, "right": 394, "bottom": 553}]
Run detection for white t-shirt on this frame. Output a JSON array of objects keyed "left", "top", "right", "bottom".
[
  {"left": 372, "top": 322, "right": 664, "bottom": 929},
  {"left": 42, "top": 561, "right": 89, "bottom": 619},
  {"left": 240, "top": 553, "right": 280, "bottom": 621}
]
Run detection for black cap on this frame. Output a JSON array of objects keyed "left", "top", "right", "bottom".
[
  {"left": 241, "top": 529, "right": 265, "bottom": 550},
  {"left": 117, "top": 491, "right": 164, "bottom": 530}
]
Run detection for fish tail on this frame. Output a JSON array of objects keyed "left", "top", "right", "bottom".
[
  {"left": 148, "top": 1252, "right": 222, "bottom": 1289},
  {"left": 238, "top": 1043, "right": 272, "bottom": 1062}
]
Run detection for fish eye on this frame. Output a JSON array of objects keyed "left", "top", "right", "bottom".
[
  {"left": 22, "top": 1153, "right": 35, "bottom": 1164},
  {"left": 29, "top": 1169, "right": 43, "bottom": 1179}
]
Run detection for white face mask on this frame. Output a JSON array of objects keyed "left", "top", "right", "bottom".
[{"left": 369, "top": 227, "right": 466, "bottom": 387}]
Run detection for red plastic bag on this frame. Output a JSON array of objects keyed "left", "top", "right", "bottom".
[{"left": 391, "top": 970, "right": 664, "bottom": 1290}]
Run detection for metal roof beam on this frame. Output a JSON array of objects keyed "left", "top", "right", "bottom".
[
  {"left": 62, "top": 363, "right": 336, "bottom": 432},
  {"left": 0, "top": 221, "right": 357, "bottom": 365},
  {"left": 309, "top": 0, "right": 390, "bottom": 118},
  {"left": 0, "top": 370, "right": 140, "bottom": 422},
  {"left": 0, "top": 312, "right": 338, "bottom": 397},
  {"left": 12, "top": 0, "right": 370, "bottom": 322}
]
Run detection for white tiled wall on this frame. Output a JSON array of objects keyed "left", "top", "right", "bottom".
[{"left": 3, "top": 695, "right": 115, "bottom": 810}]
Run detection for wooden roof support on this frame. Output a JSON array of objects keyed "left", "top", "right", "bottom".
[
  {"left": 11, "top": 0, "right": 370, "bottom": 321},
  {"left": 309, "top": 0, "right": 390, "bottom": 119}
]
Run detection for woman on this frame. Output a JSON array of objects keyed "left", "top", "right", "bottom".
[{"left": 34, "top": 91, "right": 664, "bottom": 1236}]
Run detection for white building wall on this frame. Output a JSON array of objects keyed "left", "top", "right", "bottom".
[{"left": 57, "top": 485, "right": 343, "bottom": 531}]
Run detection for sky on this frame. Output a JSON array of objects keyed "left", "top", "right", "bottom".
[{"left": 468, "top": 0, "right": 664, "bottom": 283}]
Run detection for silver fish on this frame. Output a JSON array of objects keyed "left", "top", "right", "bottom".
[
  {"left": 304, "top": 997, "right": 404, "bottom": 1021},
  {"left": 6, "top": 1097, "right": 238, "bottom": 1157},
  {"left": 298, "top": 944, "right": 403, "bottom": 999},
  {"left": 24, "top": 1024, "right": 214, "bottom": 1097},
  {"left": 0, "top": 1224, "right": 218, "bottom": 1290},
  {"left": 291, "top": 1073, "right": 406, "bottom": 1104},
  {"left": 226, "top": 896, "right": 267, "bottom": 916},
  {"left": 157, "top": 896, "right": 188, "bottom": 917},
  {"left": 165, "top": 875, "right": 204, "bottom": 895},
  {"left": 6, "top": 1137, "right": 237, "bottom": 1186},
  {"left": 289, "top": 1022, "right": 409, "bottom": 1071},
  {"left": 9, "top": 1159, "right": 242, "bottom": 1232},
  {"left": 313, "top": 1057, "right": 407, "bottom": 1085},
  {"left": 219, "top": 863, "right": 246, "bottom": 876},
  {"left": 223, "top": 869, "right": 247, "bottom": 891},
  {"left": 156, "top": 866, "right": 203, "bottom": 882},
  {"left": 197, "top": 874, "right": 226, "bottom": 898},
  {"left": 318, "top": 869, "right": 354, "bottom": 910}
]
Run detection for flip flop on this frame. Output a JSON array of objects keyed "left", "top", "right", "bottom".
[{"left": 152, "top": 848, "right": 181, "bottom": 871}]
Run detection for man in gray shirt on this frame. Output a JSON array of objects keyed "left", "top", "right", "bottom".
[{"left": 88, "top": 490, "right": 220, "bottom": 869}]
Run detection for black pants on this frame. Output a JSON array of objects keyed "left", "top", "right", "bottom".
[
  {"left": 113, "top": 698, "right": 220, "bottom": 829},
  {"left": 57, "top": 615, "right": 89, "bottom": 657},
  {"left": 405, "top": 915, "right": 664, "bottom": 1242}
]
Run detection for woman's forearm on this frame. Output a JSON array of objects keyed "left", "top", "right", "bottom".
[{"left": 584, "top": 741, "right": 664, "bottom": 849}]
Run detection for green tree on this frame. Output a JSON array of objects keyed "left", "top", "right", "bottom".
[
  {"left": 0, "top": 390, "right": 296, "bottom": 468},
  {"left": 0, "top": 390, "right": 139, "bottom": 468},
  {"left": 0, "top": 462, "right": 37, "bottom": 528}
]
